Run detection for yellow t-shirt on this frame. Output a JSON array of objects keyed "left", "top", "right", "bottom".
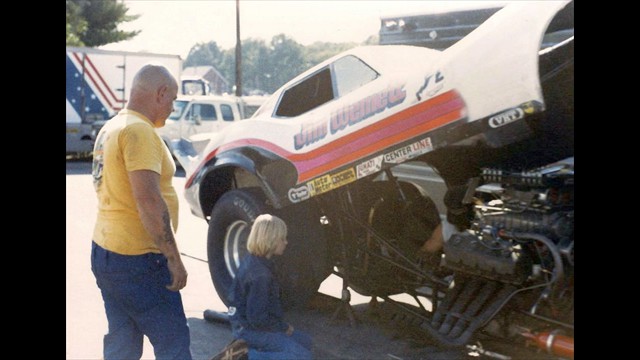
[{"left": 91, "top": 109, "right": 178, "bottom": 255}]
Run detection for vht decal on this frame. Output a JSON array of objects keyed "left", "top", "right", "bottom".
[
  {"left": 416, "top": 71, "right": 444, "bottom": 101},
  {"left": 383, "top": 137, "right": 433, "bottom": 164},
  {"left": 488, "top": 107, "right": 525, "bottom": 128}
]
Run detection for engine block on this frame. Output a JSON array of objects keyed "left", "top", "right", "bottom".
[
  {"left": 444, "top": 232, "right": 531, "bottom": 284},
  {"left": 443, "top": 158, "right": 573, "bottom": 285}
]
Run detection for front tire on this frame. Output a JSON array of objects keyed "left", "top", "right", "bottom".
[
  {"left": 207, "top": 187, "right": 330, "bottom": 308},
  {"left": 207, "top": 188, "right": 267, "bottom": 306}
]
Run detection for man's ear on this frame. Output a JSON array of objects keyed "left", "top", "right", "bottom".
[{"left": 157, "top": 84, "right": 168, "bottom": 102}]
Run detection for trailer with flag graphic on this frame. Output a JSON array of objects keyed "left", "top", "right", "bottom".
[{"left": 66, "top": 46, "right": 182, "bottom": 156}]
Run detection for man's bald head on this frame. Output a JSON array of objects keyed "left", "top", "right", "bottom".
[
  {"left": 131, "top": 64, "right": 177, "bottom": 94},
  {"left": 127, "top": 64, "right": 179, "bottom": 127}
]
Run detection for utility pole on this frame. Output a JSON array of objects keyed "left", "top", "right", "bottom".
[{"left": 235, "top": 0, "right": 242, "bottom": 96}]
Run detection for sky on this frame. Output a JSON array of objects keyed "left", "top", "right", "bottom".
[{"left": 100, "top": 0, "right": 510, "bottom": 59}]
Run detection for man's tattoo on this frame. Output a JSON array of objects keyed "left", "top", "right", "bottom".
[{"left": 162, "top": 211, "right": 175, "bottom": 245}]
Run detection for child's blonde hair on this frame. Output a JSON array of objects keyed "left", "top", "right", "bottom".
[{"left": 246, "top": 214, "right": 288, "bottom": 256}]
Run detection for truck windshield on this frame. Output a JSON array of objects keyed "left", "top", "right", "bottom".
[{"left": 169, "top": 100, "right": 189, "bottom": 120}]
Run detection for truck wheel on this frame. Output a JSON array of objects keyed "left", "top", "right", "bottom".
[{"left": 207, "top": 187, "right": 330, "bottom": 309}]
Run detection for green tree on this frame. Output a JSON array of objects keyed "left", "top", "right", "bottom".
[
  {"left": 184, "top": 35, "right": 363, "bottom": 95},
  {"left": 216, "top": 49, "right": 238, "bottom": 91},
  {"left": 184, "top": 41, "right": 225, "bottom": 68},
  {"left": 264, "top": 34, "right": 306, "bottom": 93},
  {"left": 303, "top": 41, "right": 358, "bottom": 69},
  {"left": 66, "top": 0, "right": 140, "bottom": 47},
  {"left": 238, "top": 38, "right": 270, "bottom": 94},
  {"left": 66, "top": 0, "right": 87, "bottom": 46}
]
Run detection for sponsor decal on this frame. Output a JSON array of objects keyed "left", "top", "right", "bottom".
[
  {"left": 356, "top": 156, "right": 383, "bottom": 178},
  {"left": 383, "top": 137, "right": 433, "bottom": 164},
  {"left": 416, "top": 71, "right": 444, "bottom": 101},
  {"left": 329, "top": 85, "right": 406, "bottom": 135},
  {"left": 288, "top": 185, "right": 311, "bottom": 203},
  {"left": 294, "top": 85, "right": 407, "bottom": 151},
  {"left": 307, "top": 168, "right": 357, "bottom": 197},
  {"left": 331, "top": 168, "right": 357, "bottom": 186},
  {"left": 308, "top": 175, "right": 333, "bottom": 196},
  {"left": 294, "top": 119, "right": 328, "bottom": 150},
  {"left": 488, "top": 107, "right": 525, "bottom": 128}
]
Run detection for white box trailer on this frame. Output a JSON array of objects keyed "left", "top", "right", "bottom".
[{"left": 66, "top": 46, "right": 182, "bottom": 156}]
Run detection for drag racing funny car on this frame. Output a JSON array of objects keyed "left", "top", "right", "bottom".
[{"left": 173, "top": 1, "right": 573, "bottom": 357}]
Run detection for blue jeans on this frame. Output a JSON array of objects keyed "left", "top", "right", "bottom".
[
  {"left": 91, "top": 241, "right": 192, "bottom": 360},
  {"left": 235, "top": 327, "right": 313, "bottom": 360}
]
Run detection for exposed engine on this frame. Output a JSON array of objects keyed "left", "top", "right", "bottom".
[
  {"left": 320, "top": 157, "right": 574, "bottom": 358},
  {"left": 445, "top": 158, "right": 574, "bottom": 282},
  {"left": 433, "top": 157, "right": 574, "bottom": 357}
]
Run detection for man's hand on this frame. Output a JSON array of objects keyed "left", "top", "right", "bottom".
[{"left": 166, "top": 257, "right": 188, "bottom": 291}]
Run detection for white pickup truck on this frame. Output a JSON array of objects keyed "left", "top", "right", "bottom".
[{"left": 156, "top": 94, "right": 245, "bottom": 156}]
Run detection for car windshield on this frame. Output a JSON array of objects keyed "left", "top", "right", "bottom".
[{"left": 169, "top": 100, "right": 189, "bottom": 120}]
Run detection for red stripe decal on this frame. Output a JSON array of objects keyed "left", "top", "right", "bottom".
[{"left": 185, "top": 90, "right": 465, "bottom": 187}]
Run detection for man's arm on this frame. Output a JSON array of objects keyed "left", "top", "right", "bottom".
[
  {"left": 420, "top": 222, "right": 443, "bottom": 254},
  {"left": 129, "top": 169, "right": 187, "bottom": 291}
]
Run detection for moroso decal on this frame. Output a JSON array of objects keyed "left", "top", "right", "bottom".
[
  {"left": 383, "top": 137, "right": 433, "bottom": 164},
  {"left": 294, "top": 119, "right": 328, "bottom": 150},
  {"left": 488, "top": 107, "right": 525, "bottom": 128},
  {"left": 307, "top": 168, "right": 357, "bottom": 197},
  {"left": 332, "top": 168, "right": 357, "bottom": 186},
  {"left": 356, "top": 155, "right": 383, "bottom": 178},
  {"left": 329, "top": 85, "right": 406, "bottom": 136},
  {"left": 288, "top": 185, "right": 311, "bottom": 203}
]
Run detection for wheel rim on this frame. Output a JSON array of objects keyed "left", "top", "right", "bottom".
[{"left": 223, "top": 220, "right": 250, "bottom": 279}]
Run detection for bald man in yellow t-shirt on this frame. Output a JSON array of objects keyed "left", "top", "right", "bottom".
[{"left": 90, "top": 64, "right": 192, "bottom": 360}]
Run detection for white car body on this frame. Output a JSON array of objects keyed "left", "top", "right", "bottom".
[{"left": 178, "top": 1, "right": 572, "bottom": 218}]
